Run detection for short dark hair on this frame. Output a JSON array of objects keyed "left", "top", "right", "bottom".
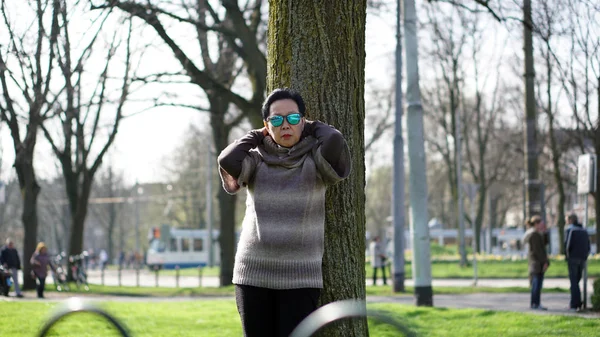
[
  {"left": 261, "top": 88, "right": 306, "bottom": 121},
  {"left": 568, "top": 214, "right": 578, "bottom": 224}
]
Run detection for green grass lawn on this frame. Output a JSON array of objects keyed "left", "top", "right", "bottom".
[
  {"left": 0, "top": 300, "right": 597, "bottom": 337},
  {"left": 39, "top": 282, "right": 567, "bottom": 299},
  {"left": 50, "top": 284, "right": 237, "bottom": 297},
  {"left": 366, "top": 259, "right": 600, "bottom": 279},
  {"left": 140, "top": 259, "right": 600, "bottom": 279}
]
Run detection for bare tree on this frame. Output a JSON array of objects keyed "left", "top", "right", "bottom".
[
  {"left": 162, "top": 124, "right": 211, "bottom": 229},
  {"left": 87, "top": 164, "right": 127, "bottom": 262},
  {"left": 422, "top": 3, "right": 469, "bottom": 230},
  {"left": 38, "top": 174, "right": 70, "bottom": 254},
  {"left": 37, "top": 2, "right": 134, "bottom": 272},
  {"left": 461, "top": 16, "right": 516, "bottom": 252},
  {"left": 103, "top": 0, "right": 390, "bottom": 285},
  {"left": 532, "top": 0, "right": 571, "bottom": 252},
  {"left": 365, "top": 166, "right": 392, "bottom": 237},
  {"left": 100, "top": 0, "right": 266, "bottom": 286},
  {"left": 0, "top": 178, "right": 21, "bottom": 237},
  {"left": 0, "top": 0, "right": 63, "bottom": 289},
  {"left": 549, "top": 0, "right": 600, "bottom": 242},
  {"left": 421, "top": 4, "right": 470, "bottom": 264}
]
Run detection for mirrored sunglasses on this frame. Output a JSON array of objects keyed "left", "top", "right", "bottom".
[{"left": 267, "top": 113, "right": 302, "bottom": 127}]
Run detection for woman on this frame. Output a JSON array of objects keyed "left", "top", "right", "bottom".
[
  {"left": 30, "top": 242, "right": 55, "bottom": 298},
  {"left": 218, "top": 88, "right": 351, "bottom": 337},
  {"left": 370, "top": 236, "right": 387, "bottom": 286},
  {"left": 522, "top": 215, "right": 550, "bottom": 310}
]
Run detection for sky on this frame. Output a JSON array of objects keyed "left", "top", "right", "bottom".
[
  {"left": 0, "top": 4, "right": 401, "bottom": 186},
  {"left": 0, "top": 1, "right": 521, "bottom": 187}
]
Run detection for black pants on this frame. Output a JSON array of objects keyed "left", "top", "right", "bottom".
[
  {"left": 36, "top": 276, "right": 46, "bottom": 298},
  {"left": 373, "top": 266, "right": 387, "bottom": 285},
  {"left": 235, "top": 284, "right": 320, "bottom": 337},
  {"left": 567, "top": 259, "right": 585, "bottom": 309}
]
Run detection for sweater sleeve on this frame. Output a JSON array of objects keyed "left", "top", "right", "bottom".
[
  {"left": 218, "top": 130, "right": 263, "bottom": 194},
  {"left": 565, "top": 228, "right": 573, "bottom": 258},
  {"left": 219, "top": 150, "right": 260, "bottom": 195},
  {"left": 30, "top": 253, "right": 38, "bottom": 265},
  {"left": 308, "top": 121, "right": 351, "bottom": 182}
]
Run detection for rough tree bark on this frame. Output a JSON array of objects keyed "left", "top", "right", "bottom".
[{"left": 267, "top": 1, "right": 367, "bottom": 335}]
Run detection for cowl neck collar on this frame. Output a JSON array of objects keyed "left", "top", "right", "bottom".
[{"left": 257, "top": 135, "right": 318, "bottom": 167}]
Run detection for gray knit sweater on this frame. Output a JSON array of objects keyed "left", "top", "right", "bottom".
[{"left": 219, "top": 130, "right": 350, "bottom": 289}]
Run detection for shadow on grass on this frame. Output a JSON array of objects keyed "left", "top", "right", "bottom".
[
  {"left": 368, "top": 309, "right": 420, "bottom": 337},
  {"left": 477, "top": 310, "right": 497, "bottom": 318}
]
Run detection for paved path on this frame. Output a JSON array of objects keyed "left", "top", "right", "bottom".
[
  {"left": 4, "top": 284, "right": 599, "bottom": 319},
  {"left": 83, "top": 269, "right": 598, "bottom": 289},
  {"left": 3, "top": 291, "right": 598, "bottom": 318},
  {"left": 368, "top": 293, "right": 599, "bottom": 319},
  {"left": 10, "top": 269, "right": 596, "bottom": 289},
  {"left": 5, "top": 270, "right": 598, "bottom": 318}
]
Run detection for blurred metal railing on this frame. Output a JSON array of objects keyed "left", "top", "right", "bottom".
[{"left": 39, "top": 298, "right": 414, "bottom": 337}]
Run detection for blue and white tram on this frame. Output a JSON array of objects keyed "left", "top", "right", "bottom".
[{"left": 146, "top": 226, "right": 220, "bottom": 269}]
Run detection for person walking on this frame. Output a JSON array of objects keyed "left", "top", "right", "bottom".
[
  {"left": 522, "top": 215, "right": 550, "bottom": 310},
  {"left": 0, "top": 238, "right": 23, "bottom": 298},
  {"left": 99, "top": 249, "right": 108, "bottom": 270},
  {"left": 218, "top": 88, "right": 351, "bottom": 337},
  {"left": 564, "top": 214, "right": 591, "bottom": 311},
  {"left": 30, "top": 242, "right": 56, "bottom": 299},
  {"left": 370, "top": 236, "right": 387, "bottom": 286}
]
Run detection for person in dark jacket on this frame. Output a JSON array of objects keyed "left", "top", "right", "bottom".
[
  {"left": 564, "top": 214, "right": 591, "bottom": 311},
  {"left": 0, "top": 238, "right": 23, "bottom": 297},
  {"left": 522, "top": 215, "right": 549, "bottom": 310}
]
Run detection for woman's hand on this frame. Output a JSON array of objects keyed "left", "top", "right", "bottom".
[
  {"left": 302, "top": 120, "right": 316, "bottom": 138},
  {"left": 248, "top": 128, "right": 267, "bottom": 146}
]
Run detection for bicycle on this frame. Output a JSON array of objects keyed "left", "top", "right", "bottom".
[
  {"left": 69, "top": 252, "right": 89, "bottom": 291},
  {"left": 0, "top": 265, "right": 12, "bottom": 296},
  {"left": 52, "top": 252, "right": 70, "bottom": 292}
]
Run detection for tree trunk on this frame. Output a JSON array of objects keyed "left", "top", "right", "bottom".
[
  {"left": 548, "top": 114, "right": 566, "bottom": 254},
  {"left": 596, "top": 77, "right": 600, "bottom": 245},
  {"left": 210, "top": 96, "right": 239, "bottom": 286},
  {"left": 16, "top": 159, "right": 41, "bottom": 291},
  {"left": 217, "top": 186, "right": 237, "bottom": 286},
  {"left": 107, "top": 200, "right": 117, "bottom": 263},
  {"left": 214, "top": 107, "right": 237, "bottom": 286},
  {"left": 475, "top": 186, "right": 486, "bottom": 253},
  {"left": 267, "top": 1, "right": 367, "bottom": 335},
  {"left": 67, "top": 176, "right": 93, "bottom": 272},
  {"left": 595, "top": 141, "right": 600, "bottom": 248},
  {"left": 523, "top": 0, "right": 541, "bottom": 219}
]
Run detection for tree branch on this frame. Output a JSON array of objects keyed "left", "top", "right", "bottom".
[{"left": 103, "top": 0, "right": 255, "bottom": 114}]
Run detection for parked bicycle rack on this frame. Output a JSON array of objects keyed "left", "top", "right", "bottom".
[{"left": 39, "top": 298, "right": 413, "bottom": 337}]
